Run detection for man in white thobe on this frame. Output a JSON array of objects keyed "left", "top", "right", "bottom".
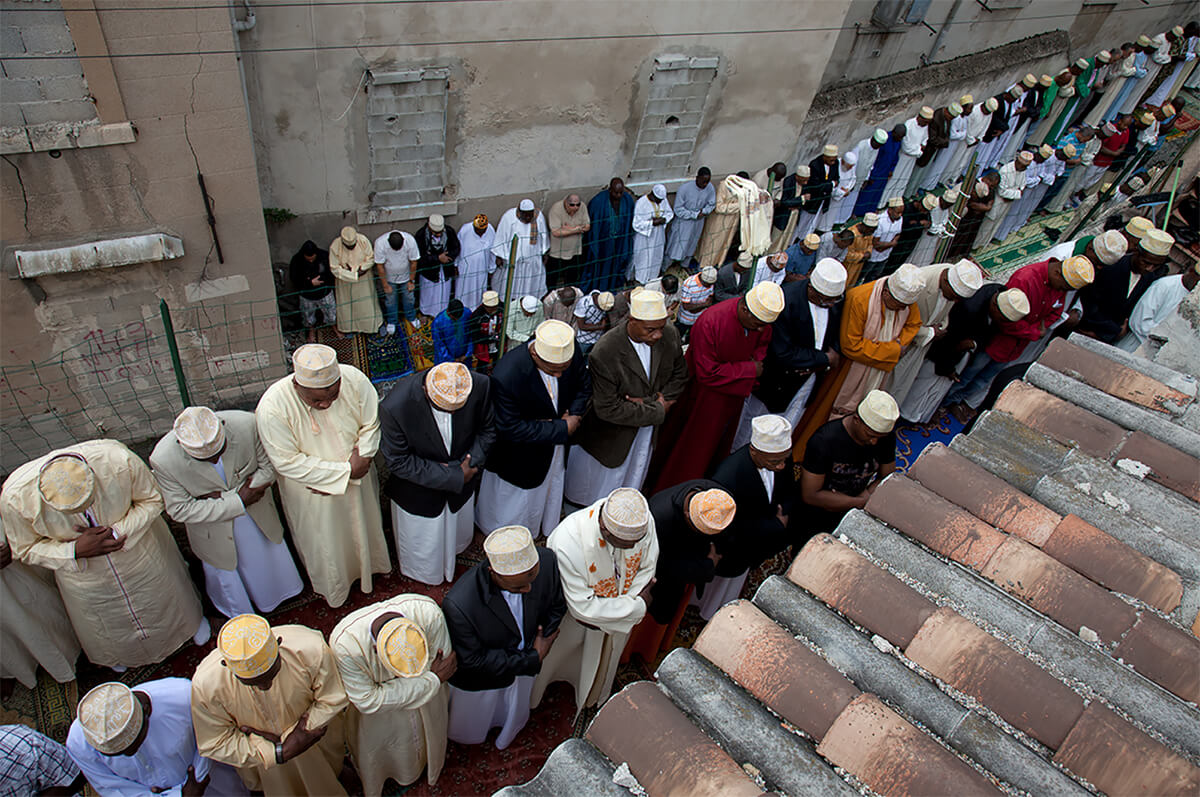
[
  {"left": 151, "top": 407, "right": 303, "bottom": 618},
  {"left": 330, "top": 595, "right": 456, "bottom": 794},
  {"left": 630, "top": 184, "right": 674, "bottom": 284},
  {"left": 1118, "top": 263, "right": 1199, "bottom": 352},
  {"left": 1, "top": 441, "right": 206, "bottom": 672},
  {"left": 533, "top": 488, "right": 658, "bottom": 717},
  {"left": 0, "top": 525, "right": 79, "bottom": 689},
  {"left": 67, "top": 679, "right": 246, "bottom": 797},
  {"left": 882, "top": 106, "right": 931, "bottom": 203},
  {"left": 256, "top": 344, "right": 390, "bottom": 608},
  {"left": 455, "top": 214, "right": 496, "bottom": 311},
  {"left": 943, "top": 96, "right": 992, "bottom": 184},
  {"left": 977, "top": 151, "right": 1032, "bottom": 247},
  {"left": 492, "top": 199, "right": 550, "bottom": 300},
  {"left": 888, "top": 260, "right": 983, "bottom": 408},
  {"left": 666, "top": 169, "right": 716, "bottom": 266},
  {"left": 910, "top": 187, "right": 960, "bottom": 266}
]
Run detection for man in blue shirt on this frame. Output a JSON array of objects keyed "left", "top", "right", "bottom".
[{"left": 433, "top": 298, "right": 472, "bottom": 364}]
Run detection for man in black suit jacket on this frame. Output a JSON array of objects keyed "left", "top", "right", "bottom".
[
  {"left": 1077, "top": 234, "right": 1168, "bottom": 343},
  {"left": 713, "top": 252, "right": 754, "bottom": 303},
  {"left": 476, "top": 319, "right": 592, "bottom": 537},
  {"left": 379, "top": 362, "right": 495, "bottom": 585},
  {"left": 443, "top": 525, "right": 566, "bottom": 748}
]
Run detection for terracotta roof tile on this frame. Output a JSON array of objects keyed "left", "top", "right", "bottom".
[
  {"left": 1039, "top": 338, "right": 1193, "bottom": 416},
  {"left": 1112, "top": 612, "right": 1200, "bottom": 704},
  {"left": 994, "top": 381, "right": 1127, "bottom": 458},
  {"left": 1116, "top": 430, "right": 1200, "bottom": 502}
]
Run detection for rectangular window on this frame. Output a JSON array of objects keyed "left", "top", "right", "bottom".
[
  {"left": 367, "top": 67, "right": 449, "bottom": 210},
  {"left": 627, "top": 55, "right": 719, "bottom": 185}
]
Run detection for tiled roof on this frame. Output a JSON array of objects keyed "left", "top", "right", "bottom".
[{"left": 497, "top": 334, "right": 1200, "bottom": 797}]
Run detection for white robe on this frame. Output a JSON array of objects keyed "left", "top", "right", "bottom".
[
  {"left": 630, "top": 195, "right": 674, "bottom": 283},
  {"left": 0, "top": 534, "right": 79, "bottom": 689},
  {"left": 665, "top": 180, "right": 716, "bottom": 262},
  {"left": 943, "top": 108, "right": 989, "bottom": 183},
  {"left": 820, "top": 165, "right": 857, "bottom": 230},
  {"left": 330, "top": 595, "right": 451, "bottom": 794},
  {"left": 889, "top": 264, "right": 955, "bottom": 407},
  {"left": 66, "top": 677, "right": 247, "bottom": 797},
  {"left": 418, "top": 273, "right": 452, "bottom": 318},
  {"left": 455, "top": 223, "right": 496, "bottom": 310},
  {"left": 476, "top": 446, "right": 565, "bottom": 539},
  {"left": 532, "top": 501, "right": 658, "bottom": 716},
  {"left": 1118, "top": 275, "right": 1192, "bottom": 351},
  {"left": 882, "top": 117, "right": 927, "bottom": 203},
  {"left": 256, "top": 365, "right": 390, "bottom": 608},
  {"left": 899, "top": 354, "right": 965, "bottom": 424},
  {"left": 492, "top": 209, "right": 550, "bottom": 301},
  {"left": 841, "top": 137, "right": 881, "bottom": 226}
]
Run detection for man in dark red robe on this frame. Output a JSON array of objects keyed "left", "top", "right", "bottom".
[{"left": 647, "top": 281, "right": 784, "bottom": 492}]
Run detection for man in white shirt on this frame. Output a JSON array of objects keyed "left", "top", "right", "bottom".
[
  {"left": 751, "top": 252, "right": 789, "bottom": 287},
  {"left": 374, "top": 229, "right": 421, "bottom": 333},
  {"left": 996, "top": 148, "right": 1046, "bottom": 243},
  {"left": 573, "top": 290, "right": 613, "bottom": 351},
  {"left": 882, "top": 106, "right": 932, "bottom": 203},
  {"left": 863, "top": 197, "right": 905, "bottom": 282}
]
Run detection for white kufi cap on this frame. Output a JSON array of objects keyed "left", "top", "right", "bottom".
[
  {"left": 485, "top": 526, "right": 538, "bottom": 575},
  {"left": 292, "top": 344, "right": 340, "bottom": 388},
  {"left": 947, "top": 260, "right": 983, "bottom": 298},
  {"left": 601, "top": 487, "right": 651, "bottom": 541},
  {"left": 886, "top": 263, "right": 923, "bottom": 305},
  {"left": 174, "top": 406, "right": 225, "bottom": 459},
  {"left": 750, "top": 414, "right": 793, "bottom": 454},
  {"left": 857, "top": 390, "right": 899, "bottom": 434},
  {"left": 810, "top": 258, "right": 847, "bottom": 298},
  {"left": 745, "top": 280, "right": 784, "bottom": 323},
  {"left": 533, "top": 319, "right": 575, "bottom": 364},
  {"left": 78, "top": 683, "right": 144, "bottom": 755},
  {"left": 630, "top": 289, "right": 667, "bottom": 321}
]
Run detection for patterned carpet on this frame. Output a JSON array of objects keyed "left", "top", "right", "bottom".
[{"left": 971, "top": 207, "right": 1074, "bottom": 281}]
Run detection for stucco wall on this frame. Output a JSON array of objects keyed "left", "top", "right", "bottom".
[{"left": 0, "top": 3, "right": 279, "bottom": 473}]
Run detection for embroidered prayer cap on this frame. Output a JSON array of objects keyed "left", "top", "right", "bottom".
[
  {"left": 887, "top": 196, "right": 905, "bottom": 208},
  {"left": 795, "top": 164, "right": 811, "bottom": 178},
  {"left": 1039, "top": 74, "right": 1054, "bottom": 87},
  {"left": 842, "top": 150, "right": 858, "bottom": 166},
  {"left": 803, "top": 233, "right": 822, "bottom": 249},
  {"left": 474, "top": 214, "right": 489, "bottom": 229},
  {"left": 518, "top": 199, "right": 535, "bottom": 211},
  {"left": 520, "top": 295, "right": 539, "bottom": 314},
  {"left": 1062, "top": 255, "right": 1095, "bottom": 289},
  {"left": 985, "top": 97, "right": 999, "bottom": 112},
  {"left": 1162, "top": 103, "right": 1176, "bottom": 116},
  {"left": 485, "top": 525, "right": 538, "bottom": 575},
  {"left": 943, "top": 186, "right": 961, "bottom": 203},
  {"left": 822, "top": 144, "right": 839, "bottom": 158},
  {"left": 38, "top": 453, "right": 95, "bottom": 514},
  {"left": 1126, "top": 176, "right": 1145, "bottom": 192},
  {"left": 918, "top": 105, "right": 934, "bottom": 120},
  {"left": 948, "top": 102, "right": 963, "bottom": 118},
  {"left": 922, "top": 193, "right": 939, "bottom": 210},
  {"left": 482, "top": 290, "right": 500, "bottom": 308},
  {"left": 811, "top": 258, "right": 847, "bottom": 298},
  {"left": 700, "top": 266, "right": 718, "bottom": 285},
  {"left": 960, "top": 93, "right": 974, "bottom": 106},
  {"left": 174, "top": 406, "right": 225, "bottom": 459},
  {"left": 601, "top": 487, "right": 651, "bottom": 542},
  {"left": 78, "top": 683, "right": 143, "bottom": 755},
  {"left": 1100, "top": 121, "right": 1118, "bottom": 136},
  {"left": 1097, "top": 50, "right": 1112, "bottom": 63},
  {"left": 1038, "top": 143, "right": 1054, "bottom": 158},
  {"left": 1021, "top": 73, "right": 1037, "bottom": 87},
  {"left": 886, "top": 263, "right": 923, "bottom": 305},
  {"left": 1125, "top": 216, "right": 1153, "bottom": 239},
  {"left": 872, "top": 128, "right": 889, "bottom": 144},
  {"left": 1061, "top": 144, "right": 1077, "bottom": 158},
  {"left": 1092, "top": 230, "right": 1128, "bottom": 265},
  {"left": 533, "top": 319, "right": 575, "bottom": 364},
  {"left": 293, "top": 344, "right": 340, "bottom": 388},
  {"left": 340, "top": 226, "right": 357, "bottom": 245},
  {"left": 948, "top": 260, "right": 983, "bottom": 298},
  {"left": 428, "top": 214, "right": 445, "bottom": 232},
  {"left": 1172, "top": 25, "right": 1185, "bottom": 36},
  {"left": 1016, "top": 151, "right": 1034, "bottom": 165},
  {"left": 975, "top": 180, "right": 989, "bottom": 198},
  {"left": 862, "top": 212, "right": 880, "bottom": 227},
  {"left": 1141, "top": 229, "right": 1175, "bottom": 257},
  {"left": 425, "top": 362, "right": 472, "bottom": 411},
  {"left": 751, "top": 414, "right": 793, "bottom": 454},
  {"left": 218, "top": 614, "right": 278, "bottom": 679},
  {"left": 857, "top": 390, "right": 900, "bottom": 434},
  {"left": 745, "top": 280, "right": 784, "bottom": 323},
  {"left": 652, "top": 183, "right": 667, "bottom": 200},
  {"left": 376, "top": 617, "right": 430, "bottom": 678},
  {"left": 630, "top": 289, "right": 667, "bottom": 321},
  {"left": 1137, "top": 34, "right": 1153, "bottom": 46},
  {"left": 997, "top": 288, "right": 1030, "bottom": 321},
  {"left": 596, "top": 291, "right": 616, "bottom": 312},
  {"left": 738, "top": 252, "right": 755, "bottom": 267},
  {"left": 1073, "top": 57, "right": 1090, "bottom": 70},
  {"left": 1136, "top": 110, "right": 1155, "bottom": 125},
  {"left": 688, "top": 488, "right": 736, "bottom": 535}
]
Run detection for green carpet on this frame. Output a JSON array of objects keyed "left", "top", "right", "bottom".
[{"left": 971, "top": 208, "right": 1076, "bottom": 280}]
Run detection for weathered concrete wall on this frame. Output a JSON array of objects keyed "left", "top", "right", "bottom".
[
  {"left": 0, "top": 2, "right": 280, "bottom": 475},
  {"left": 238, "top": 0, "right": 853, "bottom": 264}
]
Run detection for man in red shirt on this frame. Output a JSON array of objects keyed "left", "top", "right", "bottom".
[
  {"left": 944, "top": 255, "right": 1094, "bottom": 416},
  {"left": 1079, "top": 119, "right": 1130, "bottom": 195}
]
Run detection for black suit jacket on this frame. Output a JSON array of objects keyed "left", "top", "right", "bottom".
[
  {"left": 415, "top": 224, "right": 462, "bottom": 282},
  {"left": 646, "top": 479, "right": 734, "bottom": 623},
  {"left": 486, "top": 342, "right": 591, "bottom": 489},
  {"left": 714, "top": 263, "right": 751, "bottom": 303},
  {"left": 379, "top": 369, "right": 495, "bottom": 517},
  {"left": 755, "top": 279, "right": 843, "bottom": 413},
  {"left": 443, "top": 547, "right": 566, "bottom": 691},
  {"left": 930, "top": 283, "right": 1004, "bottom": 376},
  {"left": 711, "top": 445, "right": 797, "bottom": 572},
  {"left": 1077, "top": 256, "right": 1168, "bottom": 343}
]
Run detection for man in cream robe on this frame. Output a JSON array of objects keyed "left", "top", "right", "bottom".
[
  {"left": 0, "top": 440, "right": 205, "bottom": 671},
  {"left": 331, "top": 225, "right": 383, "bottom": 335},
  {"left": 191, "top": 615, "right": 348, "bottom": 796},
  {"left": 888, "top": 260, "right": 983, "bottom": 407},
  {"left": 151, "top": 407, "right": 303, "bottom": 618},
  {"left": 0, "top": 523, "right": 80, "bottom": 688},
  {"left": 533, "top": 489, "right": 658, "bottom": 717},
  {"left": 256, "top": 344, "right": 390, "bottom": 608},
  {"left": 330, "top": 595, "right": 455, "bottom": 795},
  {"left": 492, "top": 200, "right": 550, "bottom": 300}
]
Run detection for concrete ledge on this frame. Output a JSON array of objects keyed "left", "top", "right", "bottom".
[
  {"left": 0, "top": 121, "right": 136, "bottom": 154},
  {"left": 1065, "top": 334, "right": 1198, "bottom": 399},
  {"left": 356, "top": 200, "right": 458, "bottom": 225},
  {"left": 493, "top": 738, "right": 625, "bottom": 797}
]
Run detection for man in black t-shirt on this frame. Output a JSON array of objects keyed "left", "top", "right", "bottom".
[
  {"left": 288, "top": 240, "right": 336, "bottom": 342},
  {"left": 800, "top": 389, "right": 899, "bottom": 535}
]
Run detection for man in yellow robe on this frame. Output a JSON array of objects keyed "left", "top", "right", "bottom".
[
  {"left": 1, "top": 440, "right": 206, "bottom": 671},
  {"left": 331, "top": 225, "right": 383, "bottom": 335},
  {"left": 256, "top": 344, "right": 390, "bottom": 607},
  {"left": 191, "top": 614, "right": 349, "bottom": 796},
  {"left": 329, "top": 594, "right": 456, "bottom": 795},
  {"left": 532, "top": 487, "right": 658, "bottom": 718}
]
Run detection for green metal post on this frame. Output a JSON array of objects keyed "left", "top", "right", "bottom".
[
  {"left": 497, "top": 234, "right": 519, "bottom": 356},
  {"left": 159, "top": 299, "right": 191, "bottom": 407}
]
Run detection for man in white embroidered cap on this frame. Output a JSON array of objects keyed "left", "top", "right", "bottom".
[
  {"left": 476, "top": 320, "right": 591, "bottom": 538},
  {"left": 493, "top": 199, "right": 550, "bottom": 299},
  {"left": 151, "top": 406, "right": 303, "bottom": 619},
  {"left": 533, "top": 487, "right": 659, "bottom": 717},
  {"left": 0, "top": 440, "right": 206, "bottom": 672},
  {"left": 630, "top": 183, "right": 674, "bottom": 284},
  {"left": 67, "top": 679, "right": 246, "bottom": 796},
  {"left": 255, "top": 344, "right": 390, "bottom": 607},
  {"left": 443, "top": 526, "right": 566, "bottom": 749}
]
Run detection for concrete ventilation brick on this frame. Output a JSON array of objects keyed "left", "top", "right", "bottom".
[
  {"left": 366, "top": 67, "right": 449, "bottom": 210},
  {"left": 0, "top": 2, "right": 98, "bottom": 131},
  {"left": 627, "top": 55, "right": 719, "bottom": 184}
]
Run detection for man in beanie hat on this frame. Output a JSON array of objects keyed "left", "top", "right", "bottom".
[
  {"left": 455, "top": 214, "right": 497, "bottom": 311},
  {"left": 477, "top": 320, "right": 591, "bottom": 538},
  {"left": 191, "top": 615, "right": 349, "bottom": 796},
  {"left": 150, "top": 406, "right": 303, "bottom": 618},
  {"left": 800, "top": 390, "right": 898, "bottom": 535},
  {"left": 333, "top": 225, "right": 383, "bottom": 335},
  {"left": 533, "top": 487, "right": 659, "bottom": 716},
  {"left": 567, "top": 290, "right": 687, "bottom": 508},
  {"left": 380, "top": 362, "right": 494, "bottom": 585},
  {"left": 630, "top": 184, "right": 674, "bottom": 284},
  {"left": 431, "top": 298, "right": 472, "bottom": 365},
  {"left": 648, "top": 281, "right": 783, "bottom": 491},
  {"left": 255, "top": 344, "right": 389, "bottom": 608},
  {"left": 329, "top": 594, "right": 456, "bottom": 793},
  {"left": 67, "top": 679, "right": 246, "bottom": 796},
  {"left": 1078, "top": 228, "right": 1172, "bottom": 343},
  {"left": 1, "top": 441, "right": 206, "bottom": 672},
  {"left": 415, "top": 214, "right": 462, "bottom": 320},
  {"left": 493, "top": 199, "right": 550, "bottom": 300},
  {"left": 444, "top": 526, "right": 566, "bottom": 749},
  {"left": 288, "top": 240, "right": 336, "bottom": 343}
]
